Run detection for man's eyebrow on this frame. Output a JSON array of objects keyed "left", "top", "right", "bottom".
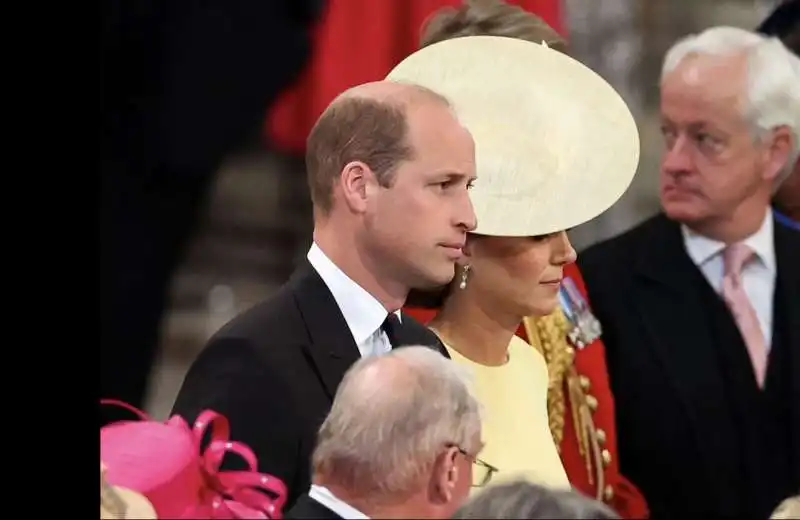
[{"left": 430, "top": 170, "right": 477, "bottom": 182}]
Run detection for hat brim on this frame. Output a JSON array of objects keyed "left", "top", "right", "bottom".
[{"left": 387, "top": 36, "right": 640, "bottom": 237}]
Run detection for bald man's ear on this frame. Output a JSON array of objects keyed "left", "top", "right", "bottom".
[{"left": 340, "top": 161, "right": 374, "bottom": 213}]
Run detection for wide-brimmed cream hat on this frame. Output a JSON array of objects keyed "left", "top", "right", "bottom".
[{"left": 386, "top": 35, "right": 640, "bottom": 237}]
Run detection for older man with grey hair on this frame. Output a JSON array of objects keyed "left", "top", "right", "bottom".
[
  {"left": 578, "top": 25, "right": 800, "bottom": 519},
  {"left": 285, "top": 346, "right": 489, "bottom": 519}
]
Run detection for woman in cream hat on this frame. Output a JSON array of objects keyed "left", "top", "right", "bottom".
[{"left": 386, "top": 34, "right": 639, "bottom": 491}]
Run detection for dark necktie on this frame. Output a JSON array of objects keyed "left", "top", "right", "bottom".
[{"left": 381, "top": 313, "right": 401, "bottom": 349}]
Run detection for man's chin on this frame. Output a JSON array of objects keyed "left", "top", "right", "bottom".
[
  {"left": 662, "top": 200, "right": 706, "bottom": 225},
  {"left": 411, "top": 264, "right": 455, "bottom": 290}
]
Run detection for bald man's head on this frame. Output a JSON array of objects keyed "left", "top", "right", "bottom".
[
  {"left": 333, "top": 80, "right": 450, "bottom": 106},
  {"left": 305, "top": 81, "right": 452, "bottom": 214},
  {"left": 312, "top": 346, "right": 482, "bottom": 499}
]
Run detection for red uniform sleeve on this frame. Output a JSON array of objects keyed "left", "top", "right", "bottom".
[{"left": 549, "top": 264, "right": 649, "bottom": 518}]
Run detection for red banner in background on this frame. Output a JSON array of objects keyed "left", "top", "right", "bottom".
[{"left": 265, "top": 0, "right": 565, "bottom": 155}]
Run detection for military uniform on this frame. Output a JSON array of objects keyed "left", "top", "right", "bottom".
[
  {"left": 404, "top": 262, "right": 648, "bottom": 518},
  {"left": 520, "top": 263, "right": 648, "bottom": 518}
]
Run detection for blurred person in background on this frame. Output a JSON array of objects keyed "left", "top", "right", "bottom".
[
  {"left": 287, "top": 346, "right": 484, "bottom": 520},
  {"left": 387, "top": 28, "right": 639, "bottom": 496},
  {"left": 100, "top": 0, "right": 325, "bottom": 419},
  {"left": 578, "top": 26, "right": 800, "bottom": 519},
  {"left": 402, "top": 2, "right": 647, "bottom": 517},
  {"left": 453, "top": 480, "right": 620, "bottom": 520},
  {"left": 170, "top": 80, "right": 477, "bottom": 509},
  {"left": 758, "top": 0, "right": 800, "bottom": 229}
]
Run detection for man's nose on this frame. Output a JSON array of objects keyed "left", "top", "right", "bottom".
[
  {"left": 456, "top": 191, "right": 478, "bottom": 232},
  {"left": 662, "top": 135, "right": 694, "bottom": 175}
]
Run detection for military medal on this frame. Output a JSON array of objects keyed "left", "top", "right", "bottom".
[{"left": 559, "top": 277, "right": 602, "bottom": 348}]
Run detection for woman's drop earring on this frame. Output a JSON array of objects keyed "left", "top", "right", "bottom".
[{"left": 459, "top": 265, "right": 471, "bottom": 290}]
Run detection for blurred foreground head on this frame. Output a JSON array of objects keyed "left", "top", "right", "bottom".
[
  {"left": 311, "top": 346, "right": 483, "bottom": 519},
  {"left": 454, "top": 479, "right": 620, "bottom": 519},
  {"left": 770, "top": 494, "right": 800, "bottom": 519}
]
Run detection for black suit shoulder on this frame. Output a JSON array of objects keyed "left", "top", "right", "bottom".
[
  {"left": 170, "top": 280, "right": 313, "bottom": 499},
  {"left": 285, "top": 494, "right": 342, "bottom": 519},
  {"left": 579, "top": 213, "right": 672, "bottom": 278},
  {"left": 399, "top": 311, "right": 446, "bottom": 349}
]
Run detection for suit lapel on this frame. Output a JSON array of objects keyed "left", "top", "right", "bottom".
[
  {"left": 772, "top": 221, "right": 800, "bottom": 478},
  {"left": 631, "top": 217, "right": 738, "bottom": 474},
  {"left": 290, "top": 261, "right": 361, "bottom": 399},
  {"left": 289, "top": 261, "right": 453, "bottom": 399}
]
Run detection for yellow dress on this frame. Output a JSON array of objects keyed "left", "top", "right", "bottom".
[{"left": 442, "top": 335, "right": 570, "bottom": 492}]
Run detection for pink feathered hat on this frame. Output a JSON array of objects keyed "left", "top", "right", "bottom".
[{"left": 100, "top": 400, "right": 287, "bottom": 519}]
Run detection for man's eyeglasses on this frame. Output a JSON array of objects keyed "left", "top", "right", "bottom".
[{"left": 450, "top": 444, "right": 498, "bottom": 488}]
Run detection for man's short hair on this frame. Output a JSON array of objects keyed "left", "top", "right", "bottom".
[
  {"left": 312, "top": 346, "right": 482, "bottom": 500},
  {"left": 306, "top": 97, "right": 411, "bottom": 214},
  {"left": 305, "top": 85, "right": 450, "bottom": 214},
  {"left": 453, "top": 480, "right": 620, "bottom": 519},
  {"left": 421, "top": 0, "right": 568, "bottom": 53},
  {"left": 662, "top": 26, "right": 800, "bottom": 187}
]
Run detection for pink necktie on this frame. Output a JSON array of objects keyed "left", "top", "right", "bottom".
[{"left": 721, "top": 244, "right": 767, "bottom": 388}]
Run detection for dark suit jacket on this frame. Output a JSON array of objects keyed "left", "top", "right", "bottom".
[
  {"left": 578, "top": 213, "right": 800, "bottom": 519},
  {"left": 170, "top": 261, "right": 447, "bottom": 509},
  {"left": 285, "top": 493, "right": 343, "bottom": 519}
]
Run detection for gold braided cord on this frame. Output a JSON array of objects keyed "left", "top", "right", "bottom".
[
  {"left": 578, "top": 394, "right": 606, "bottom": 500},
  {"left": 523, "top": 314, "right": 569, "bottom": 448},
  {"left": 523, "top": 309, "right": 601, "bottom": 494}
]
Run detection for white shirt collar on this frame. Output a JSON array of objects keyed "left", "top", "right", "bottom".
[
  {"left": 308, "top": 485, "right": 370, "bottom": 520},
  {"left": 307, "top": 243, "right": 400, "bottom": 348},
  {"left": 681, "top": 209, "right": 775, "bottom": 271}
]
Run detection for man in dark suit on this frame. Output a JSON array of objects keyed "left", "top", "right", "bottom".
[
  {"left": 577, "top": 26, "right": 800, "bottom": 519},
  {"left": 287, "top": 346, "right": 484, "bottom": 519},
  {"left": 171, "top": 81, "right": 478, "bottom": 508}
]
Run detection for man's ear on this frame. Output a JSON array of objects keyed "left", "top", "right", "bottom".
[
  {"left": 763, "top": 126, "right": 794, "bottom": 183},
  {"left": 340, "top": 161, "right": 373, "bottom": 213},
  {"left": 430, "top": 446, "right": 459, "bottom": 504}
]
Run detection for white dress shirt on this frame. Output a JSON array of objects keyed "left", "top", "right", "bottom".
[
  {"left": 681, "top": 210, "right": 776, "bottom": 350},
  {"left": 309, "top": 485, "right": 370, "bottom": 519},
  {"left": 307, "top": 243, "right": 400, "bottom": 357}
]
